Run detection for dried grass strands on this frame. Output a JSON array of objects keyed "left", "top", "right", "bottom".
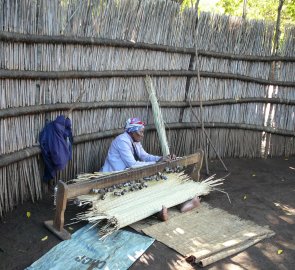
[
  {"left": 187, "top": 78, "right": 270, "bottom": 102},
  {"left": 276, "top": 27, "right": 295, "bottom": 119},
  {"left": 0, "top": 42, "right": 38, "bottom": 71},
  {"left": 75, "top": 173, "right": 225, "bottom": 238},
  {"left": 1, "top": 0, "right": 189, "bottom": 74},
  {"left": 196, "top": 13, "right": 275, "bottom": 79},
  {"left": 269, "top": 104, "right": 295, "bottom": 131},
  {"left": 0, "top": 79, "right": 40, "bottom": 109},
  {"left": 183, "top": 104, "right": 267, "bottom": 127},
  {"left": 14, "top": 44, "right": 190, "bottom": 71},
  {"left": 146, "top": 128, "right": 264, "bottom": 159},
  {"left": 33, "top": 0, "right": 197, "bottom": 47},
  {"left": 0, "top": 0, "right": 38, "bottom": 34},
  {"left": 43, "top": 77, "right": 187, "bottom": 105},
  {"left": 0, "top": 156, "right": 42, "bottom": 217},
  {"left": 279, "top": 63, "right": 295, "bottom": 83},
  {"left": 71, "top": 108, "right": 144, "bottom": 136},
  {"left": 264, "top": 26, "right": 295, "bottom": 156},
  {"left": 198, "top": 56, "right": 271, "bottom": 80},
  {"left": 145, "top": 76, "right": 170, "bottom": 155},
  {"left": 205, "top": 129, "right": 263, "bottom": 159},
  {"left": 197, "top": 12, "right": 275, "bottom": 56},
  {"left": 280, "top": 26, "right": 295, "bottom": 58},
  {"left": 266, "top": 134, "right": 295, "bottom": 157},
  {"left": 0, "top": 114, "right": 45, "bottom": 155}
]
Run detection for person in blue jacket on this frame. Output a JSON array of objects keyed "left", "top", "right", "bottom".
[{"left": 39, "top": 115, "right": 73, "bottom": 187}]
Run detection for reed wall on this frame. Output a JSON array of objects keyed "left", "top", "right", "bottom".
[{"left": 0, "top": 0, "right": 294, "bottom": 216}]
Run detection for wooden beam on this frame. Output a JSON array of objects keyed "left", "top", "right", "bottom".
[
  {"left": 44, "top": 181, "right": 71, "bottom": 240},
  {"left": 0, "top": 69, "right": 294, "bottom": 86},
  {"left": 2, "top": 98, "right": 295, "bottom": 119},
  {"left": 1, "top": 30, "right": 295, "bottom": 62},
  {"left": 0, "top": 31, "right": 194, "bottom": 55},
  {"left": 67, "top": 151, "right": 203, "bottom": 198}
]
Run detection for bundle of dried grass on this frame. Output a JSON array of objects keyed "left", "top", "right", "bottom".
[
  {"left": 73, "top": 173, "right": 225, "bottom": 238},
  {"left": 145, "top": 75, "right": 170, "bottom": 156}
]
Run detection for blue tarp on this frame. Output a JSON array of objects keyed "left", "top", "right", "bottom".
[{"left": 26, "top": 225, "right": 154, "bottom": 270}]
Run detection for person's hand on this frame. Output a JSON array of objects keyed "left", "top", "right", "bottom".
[
  {"left": 170, "top": 154, "right": 176, "bottom": 160},
  {"left": 160, "top": 154, "right": 176, "bottom": 162}
]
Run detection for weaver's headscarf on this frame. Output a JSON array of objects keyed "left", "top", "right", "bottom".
[{"left": 124, "top": 117, "right": 145, "bottom": 133}]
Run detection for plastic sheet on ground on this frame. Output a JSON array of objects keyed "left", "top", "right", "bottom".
[{"left": 26, "top": 225, "right": 154, "bottom": 270}]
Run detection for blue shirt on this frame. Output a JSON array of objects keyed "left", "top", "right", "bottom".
[{"left": 101, "top": 132, "right": 161, "bottom": 172}]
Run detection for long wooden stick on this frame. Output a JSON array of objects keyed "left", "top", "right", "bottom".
[
  {"left": 191, "top": 6, "right": 209, "bottom": 175},
  {"left": 194, "top": 49, "right": 210, "bottom": 174},
  {"left": 2, "top": 97, "right": 295, "bottom": 119},
  {"left": 1, "top": 31, "right": 294, "bottom": 62},
  {"left": 190, "top": 5, "right": 227, "bottom": 173},
  {"left": 0, "top": 69, "right": 294, "bottom": 86},
  {"left": 188, "top": 101, "right": 228, "bottom": 172}
]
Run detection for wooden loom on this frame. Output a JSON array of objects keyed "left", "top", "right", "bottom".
[{"left": 44, "top": 150, "right": 204, "bottom": 240}]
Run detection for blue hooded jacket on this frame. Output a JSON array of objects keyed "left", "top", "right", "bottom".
[{"left": 39, "top": 115, "right": 73, "bottom": 182}]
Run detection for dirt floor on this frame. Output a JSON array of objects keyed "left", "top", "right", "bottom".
[{"left": 0, "top": 156, "right": 294, "bottom": 270}]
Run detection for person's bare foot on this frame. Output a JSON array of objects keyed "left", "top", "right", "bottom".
[
  {"left": 180, "top": 196, "right": 201, "bottom": 213},
  {"left": 158, "top": 205, "right": 168, "bottom": 221}
]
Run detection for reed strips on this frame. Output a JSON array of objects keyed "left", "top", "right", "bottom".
[
  {"left": 197, "top": 12, "right": 274, "bottom": 56},
  {"left": 0, "top": 156, "right": 42, "bottom": 217},
  {"left": 0, "top": 0, "right": 197, "bottom": 47},
  {"left": 75, "top": 173, "right": 225, "bottom": 238},
  {"left": 145, "top": 76, "right": 170, "bottom": 156}
]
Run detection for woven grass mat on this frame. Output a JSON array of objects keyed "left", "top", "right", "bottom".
[{"left": 132, "top": 203, "right": 275, "bottom": 267}]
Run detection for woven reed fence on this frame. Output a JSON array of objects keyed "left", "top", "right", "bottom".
[{"left": 0, "top": 0, "right": 294, "bottom": 217}]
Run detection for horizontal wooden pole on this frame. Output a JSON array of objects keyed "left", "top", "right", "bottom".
[
  {"left": 200, "top": 71, "right": 295, "bottom": 87},
  {"left": 0, "top": 31, "right": 193, "bottom": 55},
  {"left": 0, "top": 122, "right": 294, "bottom": 168},
  {"left": 1, "top": 31, "right": 295, "bottom": 62},
  {"left": 0, "top": 146, "right": 40, "bottom": 168},
  {"left": 2, "top": 98, "right": 295, "bottom": 119},
  {"left": 0, "top": 69, "right": 294, "bottom": 87},
  {"left": 66, "top": 152, "right": 203, "bottom": 198},
  {"left": 199, "top": 50, "right": 295, "bottom": 62}
]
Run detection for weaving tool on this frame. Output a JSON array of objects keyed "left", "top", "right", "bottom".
[{"left": 44, "top": 150, "right": 204, "bottom": 240}]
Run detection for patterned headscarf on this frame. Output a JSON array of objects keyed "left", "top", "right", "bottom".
[{"left": 124, "top": 117, "right": 145, "bottom": 133}]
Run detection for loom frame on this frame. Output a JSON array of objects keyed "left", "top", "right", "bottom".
[{"left": 44, "top": 150, "right": 204, "bottom": 240}]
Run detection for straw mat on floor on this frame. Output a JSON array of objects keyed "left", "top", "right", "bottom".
[{"left": 140, "top": 203, "right": 275, "bottom": 267}]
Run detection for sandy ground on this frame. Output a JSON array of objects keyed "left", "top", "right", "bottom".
[{"left": 0, "top": 156, "right": 294, "bottom": 270}]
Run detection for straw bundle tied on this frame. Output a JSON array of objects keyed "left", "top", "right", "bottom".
[
  {"left": 145, "top": 75, "right": 170, "bottom": 156},
  {"left": 74, "top": 173, "right": 225, "bottom": 238}
]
